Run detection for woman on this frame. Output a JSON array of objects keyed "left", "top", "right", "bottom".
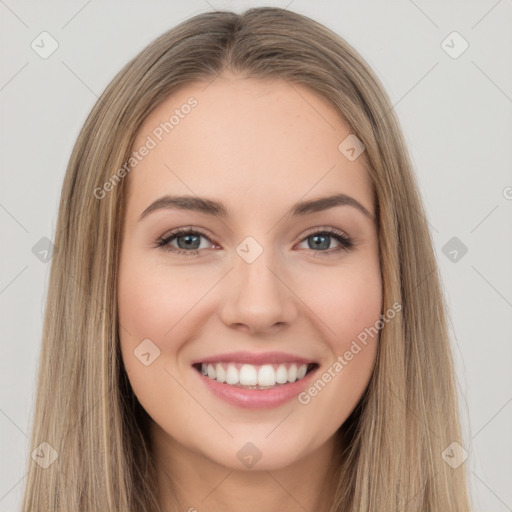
[{"left": 22, "top": 6, "right": 472, "bottom": 511}]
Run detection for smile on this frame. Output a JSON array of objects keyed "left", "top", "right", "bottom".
[
  {"left": 193, "top": 362, "right": 317, "bottom": 389},
  {"left": 192, "top": 360, "right": 320, "bottom": 409}
]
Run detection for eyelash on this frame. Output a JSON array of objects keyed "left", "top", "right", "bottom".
[{"left": 155, "top": 227, "right": 354, "bottom": 257}]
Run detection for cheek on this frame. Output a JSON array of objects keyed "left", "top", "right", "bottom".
[
  {"left": 295, "top": 256, "right": 382, "bottom": 404},
  {"left": 117, "top": 255, "right": 221, "bottom": 399},
  {"left": 118, "top": 268, "right": 171, "bottom": 346},
  {"left": 296, "top": 263, "right": 382, "bottom": 419},
  {"left": 306, "top": 256, "right": 383, "bottom": 346},
  {"left": 117, "top": 255, "right": 181, "bottom": 387},
  {"left": 118, "top": 259, "right": 208, "bottom": 345},
  {"left": 116, "top": 258, "right": 201, "bottom": 419}
]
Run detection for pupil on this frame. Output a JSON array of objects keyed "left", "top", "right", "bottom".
[
  {"left": 311, "top": 234, "right": 329, "bottom": 250},
  {"left": 178, "top": 234, "right": 200, "bottom": 250}
]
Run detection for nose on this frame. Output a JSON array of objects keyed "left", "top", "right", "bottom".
[{"left": 218, "top": 248, "right": 299, "bottom": 336}]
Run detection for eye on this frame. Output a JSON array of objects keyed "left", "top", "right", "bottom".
[
  {"left": 296, "top": 228, "right": 353, "bottom": 256},
  {"left": 155, "top": 227, "right": 215, "bottom": 256},
  {"left": 155, "top": 227, "right": 354, "bottom": 257}
]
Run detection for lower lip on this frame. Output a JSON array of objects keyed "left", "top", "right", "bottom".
[{"left": 193, "top": 365, "right": 319, "bottom": 409}]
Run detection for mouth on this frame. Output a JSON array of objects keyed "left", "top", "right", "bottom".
[{"left": 192, "top": 361, "right": 319, "bottom": 390}]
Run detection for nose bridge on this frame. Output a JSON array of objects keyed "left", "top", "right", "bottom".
[{"left": 220, "top": 236, "right": 297, "bottom": 332}]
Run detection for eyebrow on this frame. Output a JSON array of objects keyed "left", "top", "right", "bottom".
[{"left": 138, "top": 193, "right": 374, "bottom": 221}]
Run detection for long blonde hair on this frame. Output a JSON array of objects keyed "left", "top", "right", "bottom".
[{"left": 22, "top": 7, "right": 472, "bottom": 511}]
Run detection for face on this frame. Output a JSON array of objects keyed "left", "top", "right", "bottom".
[{"left": 117, "top": 73, "right": 382, "bottom": 474}]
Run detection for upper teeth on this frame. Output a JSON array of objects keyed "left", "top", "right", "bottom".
[{"left": 200, "top": 362, "right": 309, "bottom": 387}]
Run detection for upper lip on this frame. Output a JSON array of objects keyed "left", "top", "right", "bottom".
[{"left": 191, "top": 351, "right": 317, "bottom": 366}]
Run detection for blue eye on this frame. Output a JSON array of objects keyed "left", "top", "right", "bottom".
[
  {"left": 156, "top": 228, "right": 212, "bottom": 256},
  {"left": 299, "top": 228, "right": 353, "bottom": 255},
  {"left": 155, "top": 227, "right": 353, "bottom": 257}
]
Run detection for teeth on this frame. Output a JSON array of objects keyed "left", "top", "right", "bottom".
[
  {"left": 199, "top": 362, "right": 311, "bottom": 388},
  {"left": 287, "top": 364, "right": 297, "bottom": 383},
  {"left": 215, "top": 363, "right": 226, "bottom": 383},
  {"left": 275, "top": 364, "right": 288, "bottom": 384},
  {"left": 239, "top": 364, "right": 258, "bottom": 385},
  {"left": 226, "top": 364, "right": 239, "bottom": 385},
  {"left": 257, "top": 364, "right": 275, "bottom": 386}
]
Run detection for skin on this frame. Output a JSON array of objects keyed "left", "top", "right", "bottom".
[{"left": 117, "top": 72, "right": 382, "bottom": 512}]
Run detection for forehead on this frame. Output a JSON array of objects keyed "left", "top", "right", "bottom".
[{"left": 125, "top": 75, "right": 373, "bottom": 219}]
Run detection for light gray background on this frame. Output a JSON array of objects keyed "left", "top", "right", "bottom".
[{"left": 1, "top": 1, "right": 511, "bottom": 511}]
